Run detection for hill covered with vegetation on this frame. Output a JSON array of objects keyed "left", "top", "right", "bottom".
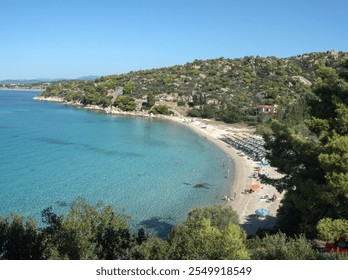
[{"left": 38, "top": 50, "right": 347, "bottom": 124}]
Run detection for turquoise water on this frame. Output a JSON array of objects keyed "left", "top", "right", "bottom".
[{"left": 0, "top": 90, "right": 233, "bottom": 236}]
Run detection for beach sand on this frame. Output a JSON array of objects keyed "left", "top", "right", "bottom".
[{"left": 165, "top": 116, "right": 283, "bottom": 235}]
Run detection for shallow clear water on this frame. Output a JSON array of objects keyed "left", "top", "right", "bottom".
[{"left": 0, "top": 90, "right": 233, "bottom": 236}]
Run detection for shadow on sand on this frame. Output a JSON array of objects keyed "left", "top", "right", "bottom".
[{"left": 241, "top": 214, "right": 278, "bottom": 235}]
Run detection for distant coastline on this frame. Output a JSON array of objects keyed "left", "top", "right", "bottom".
[
  {"left": 33, "top": 94, "right": 283, "bottom": 235},
  {"left": 0, "top": 88, "right": 44, "bottom": 91}
]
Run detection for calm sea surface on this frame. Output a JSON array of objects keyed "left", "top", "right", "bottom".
[{"left": 0, "top": 90, "right": 233, "bottom": 235}]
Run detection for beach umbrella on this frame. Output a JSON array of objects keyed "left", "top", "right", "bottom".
[
  {"left": 255, "top": 208, "right": 269, "bottom": 217},
  {"left": 251, "top": 184, "right": 261, "bottom": 190}
]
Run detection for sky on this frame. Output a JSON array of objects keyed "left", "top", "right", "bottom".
[{"left": 0, "top": 0, "right": 347, "bottom": 80}]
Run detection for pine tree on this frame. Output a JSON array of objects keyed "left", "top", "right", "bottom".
[{"left": 263, "top": 62, "right": 348, "bottom": 237}]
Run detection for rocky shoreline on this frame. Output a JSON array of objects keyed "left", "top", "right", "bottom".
[{"left": 33, "top": 95, "right": 155, "bottom": 118}]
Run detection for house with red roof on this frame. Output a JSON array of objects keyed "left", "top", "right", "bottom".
[{"left": 258, "top": 105, "right": 278, "bottom": 114}]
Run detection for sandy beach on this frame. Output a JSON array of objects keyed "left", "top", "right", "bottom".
[{"left": 165, "top": 116, "right": 283, "bottom": 235}]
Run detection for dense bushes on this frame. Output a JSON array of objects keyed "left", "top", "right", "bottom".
[
  {"left": 150, "top": 105, "right": 171, "bottom": 115},
  {"left": 114, "top": 95, "right": 136, "bottom": 111},
  {"left": 247, "top": 232, "right": 318, "bottom": 260},
  {"left": 0, "top": 201, "right": 326, "bottom": 260}
]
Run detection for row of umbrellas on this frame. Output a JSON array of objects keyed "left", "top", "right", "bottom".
[
  {"left": 220, "top": 133, "right": 270, "bottom": 217},
  {"left": 220, "top": 133, "right": 266, "bottom": 161}
]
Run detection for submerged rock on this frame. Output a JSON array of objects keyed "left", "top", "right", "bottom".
[
  {"left": 56, "top": 201, "right": 69, "bottom": 207},
  {"left": 194, "top": 183, "right": 209, "bottom": 189}
]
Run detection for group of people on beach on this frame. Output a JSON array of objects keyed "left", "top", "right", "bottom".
[
  {"left": 260, "top": 193, "right": 277, "bottom": 202},
  {"left": 223, "top": 192, "right": 237, "bottom": 202},
  {"left": 241, "top": 188, "right": 255, "bottom": 194}
]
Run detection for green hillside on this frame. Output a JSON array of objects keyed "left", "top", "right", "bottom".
[{"left": 38, "top": 50, "right": 347, "bottom": 123}]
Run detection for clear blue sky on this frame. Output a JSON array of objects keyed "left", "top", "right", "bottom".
[{"left": 1, "top": 0, "right": 347, "bottom": 79}]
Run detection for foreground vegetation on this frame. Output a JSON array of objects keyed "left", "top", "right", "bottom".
[
  {"left": 0, "top": 199, "right": 318, "bottom": 260},
  {"left": 1, "top": 199, "right": 347, "bottom": 260}
]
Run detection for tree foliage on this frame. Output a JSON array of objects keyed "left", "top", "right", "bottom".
[
  {"left": 114, "top": 95, "right": 137, "bottom": 111},
  {"left": 186, "top": 205, "right": 239, "bottom": 229},
  {"left": 2, "top": 199, "right": 343, "bottom": 260},
  {"left": 132, "top": 236, "right": 170, "bottom": 260},
  {"left": 168, "top": 206, "right": 248, "bottom": 260},
  {"left": 42, "top": 198, "right": 135, "bottom": 259},
  {"left": 263, "top": 62, "right": 348, "bottom": 237},
  {"left": 150, "top": 104, "right": 171, "bottom": 115},
  {"left": 0, "top": 202, "right": 250, "bottom": 260},
  {"left": 248, "top": 232, "right": 317, "bottom": 260},
  {"left": 317, "top": 218, "right": 348, "bottom": 242},
  {"left": 123, "top": 82, "right": 135, "bottom": 95},
  {"left": 168, "top": 218, "right": 249, "bottom": 260},
  {"left": 0, "top": 214, "right": 44, "bottom": 259},
  {"left": 147, "top": 92, "right": 156, "bottom": 108}
]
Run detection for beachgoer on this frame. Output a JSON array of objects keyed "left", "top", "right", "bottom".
[{"left": 272, "top": 193, "right": 277, "bottom": 201}]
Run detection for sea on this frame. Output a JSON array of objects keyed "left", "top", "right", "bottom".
[{"left": 0, "top": 90, "right": 233, "bottom": 236}]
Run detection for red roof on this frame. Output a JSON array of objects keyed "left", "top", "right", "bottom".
[{"left": 323, "top": 237, "right": 348, "bottom": 253}]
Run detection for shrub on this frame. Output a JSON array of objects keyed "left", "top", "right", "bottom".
[{"left": 150, "top": 105, "right": 171, "bottom": 115}]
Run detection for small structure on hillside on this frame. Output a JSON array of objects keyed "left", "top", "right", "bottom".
[{"left": 258, "top": 105, "right": 278, "bottom": 114}]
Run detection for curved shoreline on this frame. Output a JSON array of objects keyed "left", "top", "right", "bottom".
[
  {"left": 164, "top": 117, "right": 283, "bottom": 234},
  {"left": 33, "top": 96, "right": 283, "bottom": 235}
]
